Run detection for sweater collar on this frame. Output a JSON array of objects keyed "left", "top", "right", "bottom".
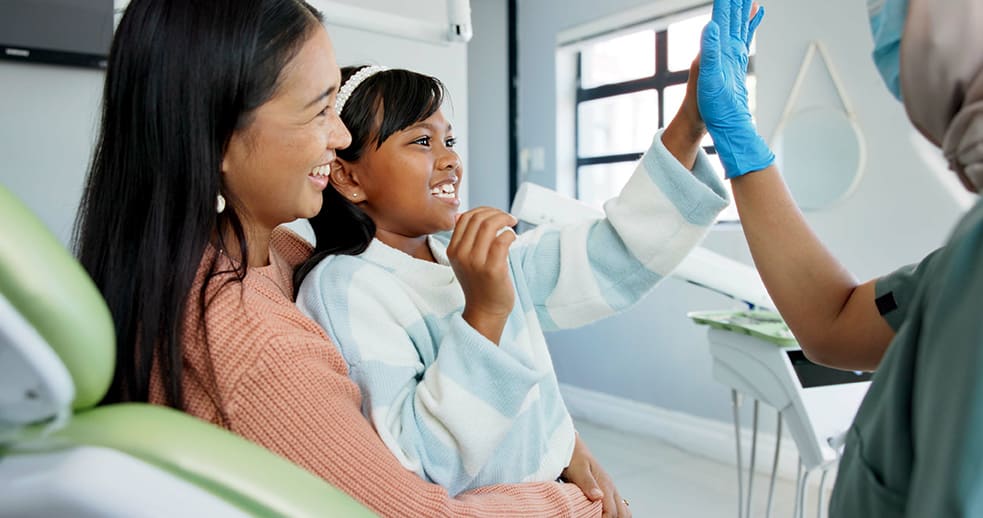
[{"left": 362, "top": 236, "right": 456, "bottom": 286}]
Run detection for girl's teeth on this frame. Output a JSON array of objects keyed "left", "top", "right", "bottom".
[
  {"left": 311, "top": 164, "right": 330, "bottom": 177},
  {"left": 431, "top": 184, "right": 456, "bottom": 198}
]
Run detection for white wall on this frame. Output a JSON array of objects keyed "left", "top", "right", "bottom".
[
  {"left": 753, "top": 0, "right": 962, "bottom": 277},
  {"left": 0, "top": 0, "right": 469, "bottom": 246},
  {"left": 0, "top": 62, "right": 102, "bottom": 245},
  {"left": 321, "top": 0, "right": 445, "bottom": 21},
  {"left": 468, "top": 0, "right": 969, "bottom": 427}
]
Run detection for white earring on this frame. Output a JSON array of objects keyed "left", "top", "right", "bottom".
[
  {"left": 216, "top": 193, "right": 226, "bottom": 214},
  {"left": 352, "top": 193, "right": 358, "bottom": 199}
]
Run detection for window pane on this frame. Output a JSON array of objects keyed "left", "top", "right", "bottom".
[
  {"left": 578, "top": 90, "right": 659, "bottom": 157},
  {"left": 662, "top": 83, "right": 686, "bottom": 127},
  {"left": 747, "top": 74, "right": 757, "bottom": 114},
  {"left": 580, "top": 30, "right": 655, "bottom": 88},
  {"left": 667, "top": 12, "right": 710, "bottom": 72},
  {"left": 705, "top": 153, "right": 739, "bottom": 221},
  {"left": 702, "top": 131, "right": 714, "bottom": 149},
  {"left": 577, "top": 161, "right": 638, "bottom": 211}
]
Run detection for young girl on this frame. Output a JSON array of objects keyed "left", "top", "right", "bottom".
[{"left": 295, "top": 65, "right": 728, "bottom": 498}]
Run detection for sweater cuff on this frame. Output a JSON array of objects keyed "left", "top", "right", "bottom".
[{"left": 640, "top": 129, "right": 730, "bottom": 227}]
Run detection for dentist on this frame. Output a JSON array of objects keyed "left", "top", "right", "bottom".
[{"left": 698, "top": 0, "right": 983, "bottom": 515}]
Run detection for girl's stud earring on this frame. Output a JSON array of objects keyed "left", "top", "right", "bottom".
[
  {"left": 216, "top": 193, "right": 226, "bottom": 214},
  {"left": 352, "top": 193, "right": 358, "bottom": 198}
]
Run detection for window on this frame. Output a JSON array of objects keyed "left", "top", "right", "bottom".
[{"left": 571, "top": 8, "right": 756, "bottom": 222}]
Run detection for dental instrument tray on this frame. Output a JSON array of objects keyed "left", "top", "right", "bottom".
[
  {"left": 692, "top": 308, "right": 872, "bottom": 471},
  {"left": 687, "top": 309, "right": 797, "bottom": 347}
]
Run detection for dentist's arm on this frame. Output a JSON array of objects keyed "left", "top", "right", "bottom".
[
  {"left": 699, "top": 0, "right": 893, "bottom": 371},
  {"left": 731, "top": 167, "right": 894, "bottom": 371}
]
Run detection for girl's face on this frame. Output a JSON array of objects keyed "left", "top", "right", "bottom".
[
  {"left": 348, "top": 108, "right": 462, "bottom": 242},
  {"left": 222, "top": 27, "right": 351, "bottom": 235}
]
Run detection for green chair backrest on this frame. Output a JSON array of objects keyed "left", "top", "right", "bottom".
[{"left": 0, "top": 184, "right": 114, "bottom": 411}]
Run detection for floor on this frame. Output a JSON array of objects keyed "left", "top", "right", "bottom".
[{"left": 573, "top": 419, "right": 835, "bottom": 518}]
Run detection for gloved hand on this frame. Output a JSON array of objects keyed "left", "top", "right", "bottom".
[{"left": 698, "top": 0, "right": 774, "bottom": 178}]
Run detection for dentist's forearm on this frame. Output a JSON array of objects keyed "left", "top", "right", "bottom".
[{"left": 732, "top": 166, "right": 893, "bottom": 371}]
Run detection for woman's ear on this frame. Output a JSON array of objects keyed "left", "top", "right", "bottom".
[
  {"left": 220, "top": 130, "right": 250, "bottom": 205},
  {"left": 222, "top": 127, "right": 252, "bottom": 176},
  {"left": 222, "top": 134, "right": 240, "bottom": 175},
  {"left": 330, "top": 159, "right": 364, "bottom": 202}
]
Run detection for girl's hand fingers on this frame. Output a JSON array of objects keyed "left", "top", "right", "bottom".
[
  {"left": 450, "top": 208, "right": 515, "bottom": 264},
  {"left": 448, "top": 207, "right": 496, "bottom": 260},
  {"left": 468, "top": 211, "right": 517, "bottom": 263}
]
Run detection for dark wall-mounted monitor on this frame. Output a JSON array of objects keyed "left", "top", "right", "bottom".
[
  {"left": 786, "top": 349, "right": 874, "bottom": 388},
  {"left": 0, "top": 0, "right": 114, "bottom": 69}
]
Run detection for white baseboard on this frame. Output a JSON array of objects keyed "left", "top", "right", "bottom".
[{"left": 560, "top": 383, "right": 804, "bottom": 482}]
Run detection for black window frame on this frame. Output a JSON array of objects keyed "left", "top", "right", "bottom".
[{"left": 573, "top": 15, "right": 754, "bottom": 202}]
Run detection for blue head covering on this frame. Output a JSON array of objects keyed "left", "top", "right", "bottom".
[{"left": 866, "top": 0, "right": 910, "bottom": 100}]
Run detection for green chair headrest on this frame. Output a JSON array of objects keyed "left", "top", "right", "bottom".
[{"left": 0, "top": 184, "right": 115, "bottom": 410}]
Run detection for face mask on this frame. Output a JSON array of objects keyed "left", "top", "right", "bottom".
[{"left": 867, "top": 0, "right": 910, "bottom": 100}]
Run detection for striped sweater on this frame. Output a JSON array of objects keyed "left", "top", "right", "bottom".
[{"left": 296, "top": 130, "right": 729, "bottom": 496}]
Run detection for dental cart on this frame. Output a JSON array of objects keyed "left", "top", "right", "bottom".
[{"left": 690, "top": 310, "right": 872, "bottom": 518}]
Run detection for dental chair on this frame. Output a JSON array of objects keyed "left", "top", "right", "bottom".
[{"left": 0, "top": 185, "right": 375, "bottom": 517}]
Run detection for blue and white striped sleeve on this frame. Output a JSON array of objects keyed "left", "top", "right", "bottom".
[
  {"left": 296, "top": 257, "right": 546, "bottom": 495},
  {"left": 513, "top": 129, "right": 729, "bottom": 330}
]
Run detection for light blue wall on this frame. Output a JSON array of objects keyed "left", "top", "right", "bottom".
[
  {"left": 466, "top": 0, "right": 510, "bottom": 210},
  {"left": 464, "top": 0, "right": 969, "bottom": 426}
]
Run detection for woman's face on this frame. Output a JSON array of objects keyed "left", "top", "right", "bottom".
[
  {"left": 348, "top": 108, "right": 462, "bottom": 242},
  {"left": 222, "top": 27, "right": 351, "bottom": 234}
]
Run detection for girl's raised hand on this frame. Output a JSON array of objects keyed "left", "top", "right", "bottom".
[{"left": 447, "top": 207, "right": 518, "bottom": 344}]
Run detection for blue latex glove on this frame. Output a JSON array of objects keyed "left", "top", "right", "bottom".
[{"left": 698, "top": 0, "right": 774, "bottom": 178}]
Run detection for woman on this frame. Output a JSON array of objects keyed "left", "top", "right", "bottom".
[
  {"left": 73, "top": 0, "right": 715, "bottom": 515},
  {"left": 698, "top": 0, "right": 983, "bottom": 515}
]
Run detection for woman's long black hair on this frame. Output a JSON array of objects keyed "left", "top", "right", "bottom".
[
  {"left": 73, "top": 0, "right": 322, "bottom": 410},
  {"left": 294, "top": 66, "right": 447, "bottom": 290}
]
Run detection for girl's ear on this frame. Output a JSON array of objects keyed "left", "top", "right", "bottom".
[{"left": 330, "top": 158, "right": 365, "bottom": 202}]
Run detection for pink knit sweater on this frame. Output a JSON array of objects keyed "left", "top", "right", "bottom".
[{"left": 150, "top": 228, "right": 600, "bottom": 517}]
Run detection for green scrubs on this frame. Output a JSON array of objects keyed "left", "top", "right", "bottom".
[{"left": 829, "top": 197, "right": 983, "bottom": 517}]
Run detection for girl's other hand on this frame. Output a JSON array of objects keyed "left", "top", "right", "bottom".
[{"left": 561, "top": 434, "right": 631, "bottom": 518}]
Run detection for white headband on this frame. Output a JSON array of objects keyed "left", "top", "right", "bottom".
[{"left": 335, "top": 65, "right": 389, "bottom": 116}]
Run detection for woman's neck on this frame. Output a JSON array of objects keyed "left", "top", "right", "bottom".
[
  {"left": 375, "top": 230, "right": 435, "bottom": 263},
  {"left": 218, "top": 221, "right": 272, "bottom": 267}
]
